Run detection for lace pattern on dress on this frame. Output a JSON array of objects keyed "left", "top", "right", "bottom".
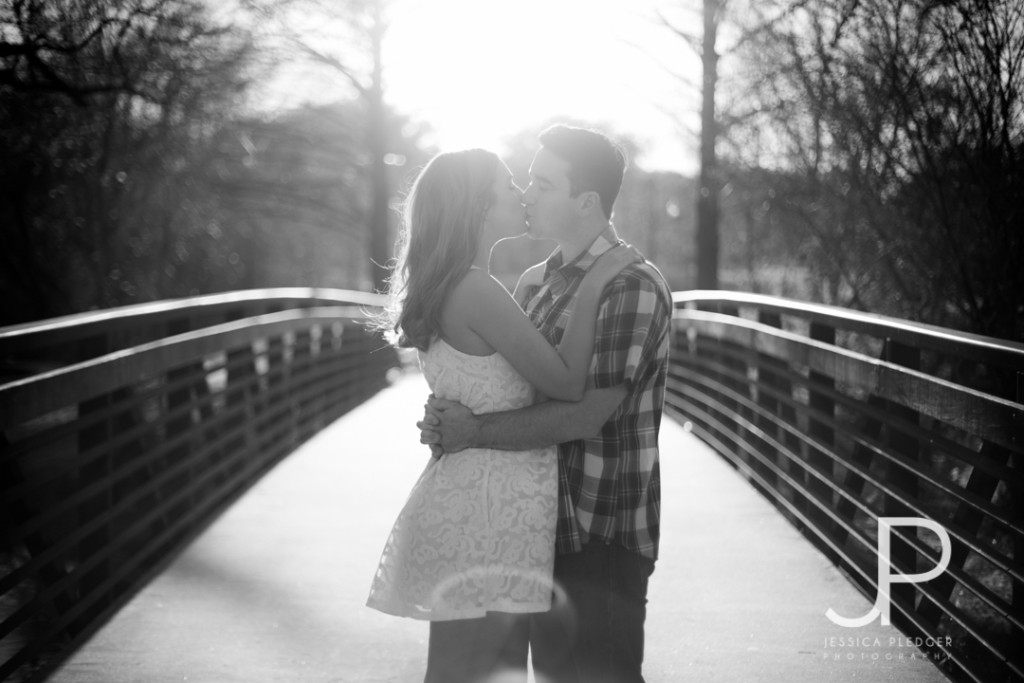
[{"left": 366, "top": 340, "right": 558, "bottom": 620}]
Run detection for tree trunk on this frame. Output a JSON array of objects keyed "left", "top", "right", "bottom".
[
  {"left": 696, "top": 0, "right": 721, "bottom": 290},
  {"left": 367, "top": 7, "right": 390, "bottom": 293}
]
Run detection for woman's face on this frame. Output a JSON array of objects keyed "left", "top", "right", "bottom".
[{"left": 482, "top": 161, "right": 526, "bottom": 241}]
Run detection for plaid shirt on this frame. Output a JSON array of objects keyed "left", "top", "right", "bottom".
[{"left": 522, "top": 226, "right": 672, "bottom": 560}]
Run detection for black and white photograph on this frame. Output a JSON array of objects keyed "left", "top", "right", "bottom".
[{"left": 1, "top": 0, "right": 1020, "bottom": 681}]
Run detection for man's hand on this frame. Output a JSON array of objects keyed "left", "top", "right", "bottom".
[
  {"left": 417, "top": 395, "right": 478, "bottom": 455},
  {"left": 417, "top": 395, "right": 443, "bottom": 458},
  {"left": 419, "top": 386, "right": 628, "bottom": 454}
]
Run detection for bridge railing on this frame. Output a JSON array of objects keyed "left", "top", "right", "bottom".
[
  {"left": 0, "top": 289, "right": 398, "bottom": 683},
  {"left": 667, "top": 291, "right": 1023, "bottom": 683},
  {"left": 0, "top": 287, "right": 388, "bottom": 383}
]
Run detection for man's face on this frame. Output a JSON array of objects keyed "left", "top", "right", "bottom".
[{"left": 522, "top": 148, "right": 577, "bottom": 242}]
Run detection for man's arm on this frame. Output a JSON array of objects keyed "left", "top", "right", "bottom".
[{"left": 420, "top": 385, "right": 627, "bottom": 453}]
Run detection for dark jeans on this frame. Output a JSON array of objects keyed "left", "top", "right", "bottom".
[{"left": 531, "top": 542, "right": 656, "bottom": 683}]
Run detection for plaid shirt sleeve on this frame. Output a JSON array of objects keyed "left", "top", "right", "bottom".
[
  {"left": 561, "top": 262, "right": 670, "bottom": 558},
  {"left": 589, "top": 264, "right": 671, "bottom": 391}
]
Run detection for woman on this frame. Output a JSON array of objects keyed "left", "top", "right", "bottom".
[{"left": 366, "top": 149, "right": 637, "bottom": 682}]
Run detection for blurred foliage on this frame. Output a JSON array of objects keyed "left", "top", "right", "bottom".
[
  {"left": 243, "top": 0, "right": 397, "bottom": 291},
  {"left": 718, "top": 0, "right": 1023, "bottom": 339},
  {"left": 0, "top": 0, "right": 682, "bottom": 327},
  {"left": 4, "top": 0, "right": 1019, "bottom": 344},
  {"left": 201, "top": 103, "right": 431, "bottom": 292},
  {"left": 0, "top": 0, "right": 430, "bottom": 326},
  {"left": 1, "top": 0, "right": 257, "bottom": 323}
]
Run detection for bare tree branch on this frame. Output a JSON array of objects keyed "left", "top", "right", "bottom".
[{"left": 657, "top": 9, "right": 702, "bottom": 56}]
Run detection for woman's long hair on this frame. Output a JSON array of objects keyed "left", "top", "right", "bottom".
[{"left": 379, "top": 149, "right": 500, "bottom": 351}]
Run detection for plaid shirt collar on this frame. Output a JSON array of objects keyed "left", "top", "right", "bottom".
[{"left": 541, "top": 225, "right": 622, "bottom": 293}]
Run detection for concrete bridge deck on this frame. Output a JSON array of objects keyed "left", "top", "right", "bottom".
[{"left": 50, "top": 372, "right": 951, "bottom": 683}]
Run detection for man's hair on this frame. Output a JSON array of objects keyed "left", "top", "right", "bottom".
[{"left": 538, "top": 124, "right": 626, "bottom": 219}]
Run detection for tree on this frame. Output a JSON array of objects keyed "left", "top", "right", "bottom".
[
  {"left": 695, "top": 0, "right": 724, "bottom": 289},
  {"left": 660, "top": 1, "right": 725, "bottom": 289},
  {"left": 0, "top": 0, "right": 256, "bottom": 323},
  {"left": 246, "top": 0, "right": 395, "bottom": 292},
  {"left": 202, "top": 101, "right": 432, "bottom": 291},
  {"left": 660, "top": 0, "right": 803, "bottom": 290},
  {"left": 732, "top": 0, "right": 1023, "bottom": 339}
]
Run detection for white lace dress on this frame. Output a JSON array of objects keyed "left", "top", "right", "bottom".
[{"left": 366, "top": 339, "right": 558, "bottom": 621}]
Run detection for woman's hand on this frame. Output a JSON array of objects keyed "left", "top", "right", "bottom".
[{"left": 581, "top": 243, "right": 644, "bottom": 291}]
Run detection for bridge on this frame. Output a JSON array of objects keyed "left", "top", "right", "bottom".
[{"left": 0, "top": 289, "right": 1020, "bottom": 682}]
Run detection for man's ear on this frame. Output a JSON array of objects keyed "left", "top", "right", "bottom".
[{"left": 576, "top": 190, "right": 601, "bottom": 216}]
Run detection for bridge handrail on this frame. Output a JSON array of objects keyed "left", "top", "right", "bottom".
[
  {"left": 0, "top": 293, "right": 397, "bottom": 683},
  {"left": 0, "top": 307, "right": 368, "bottom": 430},
  {"left": 676, "top": 308, "right": 1022, "bottom": 453},
  {"left": 0, "top": 288, "right": 388, "bottom": 377},
  {"left": 0, "top": 287, "right": 386, "bottom": 338},
  {"left": 667, "top": 290, "right": 1022, "bottom": 683},
  {"left": 674, "top": 290, "right": 1024, "bottom": 373}
]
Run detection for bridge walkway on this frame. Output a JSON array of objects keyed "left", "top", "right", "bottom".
[{"left": 50, "top": 373, "right": 951, "bottom": 683}]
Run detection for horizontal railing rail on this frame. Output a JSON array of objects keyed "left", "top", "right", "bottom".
[
  {"left": 0, "top": 291, "right": 398, "bottom": 683},
  {"left": 0, "top": 287, "right": 386, "bottom": 383},
  {"left": 666, "top": 291, "right": 1023, "bottom": 683}
]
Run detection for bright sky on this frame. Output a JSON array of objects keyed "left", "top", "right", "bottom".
[
  {"left": 383, "top": 0, "right": 702, "bottom": 174},
  {"left": 256, "top": 0, "right": 704, "bottom": 174}
]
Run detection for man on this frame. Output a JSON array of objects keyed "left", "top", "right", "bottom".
[{"left": 419, "top": 125, "right": 672, "bottom": 683}]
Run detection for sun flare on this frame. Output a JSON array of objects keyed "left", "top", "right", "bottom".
[{"left": 382, "top": 0, "right": 697, "bottom": 170}]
